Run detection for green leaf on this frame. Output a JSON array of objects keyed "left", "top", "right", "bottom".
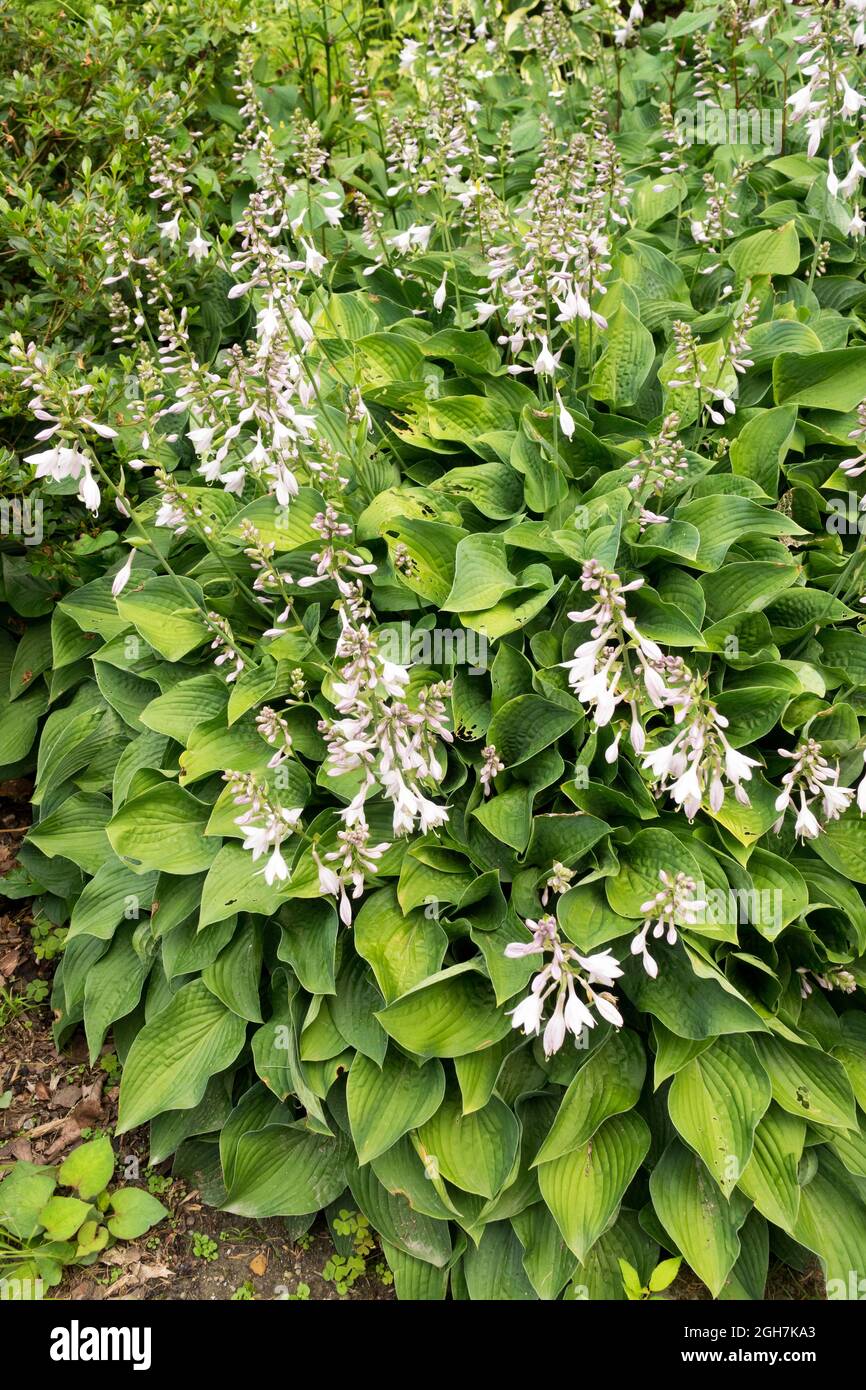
[
  {"left": 108, "top": 783, "right": 219, "bottom": 875},
  {"left": 753, "top": 1035, "right": 857, "bottom": 1131},
  {"left": 589, "top": 303, "right": 655, "bottom": 408},
  {"left": 116, "top": 577, "right": 210, "bottom": 660},
  {"left": 376, "top": 963, "right": 512, "bottom": 1059},
  {"left": 730, "top": 406, "right": 797, "bottom": 495},
  {"left": 347, "top": 1051, "right": 445, "bottom": 1165},
  {"left": 416, "top": 1090, "right": 519, "bottom": 1199},
  {"left": 485, "top": 694, "right": 576, "bottom": 769},
  {"left": 117, "top": 979, "right": 247, "bottom": 1133},
  {"left": 349, "top": 1160, "right": 453, "bottom": 1268},
  {"left": 0, "top": 1161, "right": 57, "bottom": 1240},
  {"left": 106, "top": 1187, "right": 168, "bottom": 1240},
  {"left": 737, "top": 1104, "right": 805, "bottom": 1233},
  {"left": 728, "top": 220, "right": 800, "bottom": 280},
  {"left": 222, "top": 1124, "right": 348, "bottom": 1218},
  {"left": 793, "top": 1151, "right": 866, "bottom": 1295},
  {"left": 84, "top": 922, "right": 152, "bottom": 1062},
  {"left": 199, "top": 841, "right": 286, "bottom": 927},
  {"left": 58, "top": 1136, "right": 115, "bottom": 1200},
  {"left": 28, "top": 793, "right": 112, "bottom": 875},
  {"left": 533, "top": 1029, "right": 646, "bottom": 1166},
  {"left": 622, "top": 945, "right": 764, "bottom": 1039},
  {"left": 668, "top": 1035, "right": 772, "bottom": 1195},
  {"left": 538, "top": 1111, "right": 650, "bottom": 1261},
  {"left": 650, "top": 1141, "right": 749, "bottom": 1297},
  {"left": 38, "top": 1195, "right": 93, "bottom": 1241},
  {"left": 202, "top": 919, "right": 264, "bottom": 1022},
  {"left": 462, "top": 1221, "right": 536, "bottom": 1299},
  {"left": 354, "top": 886, "right": 447, "bottom": 1004},
  {"left": 774, "top": 346, "right": 866, "bottom": 411}
]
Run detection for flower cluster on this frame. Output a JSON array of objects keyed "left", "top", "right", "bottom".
[
  {"left": 641, "top": 670, "right": 760, "bottom": 819},
  {"left": 505, "top": 915, "right": 624, "bottom": 1056},
  {"left": 630, "top": 870, "right": 706, "bottom": 978},
  {"left": 223, "top": 770, "right": 304, "bottom": 887},
  {"left": 561, "top": 561, "right": 677, "bottom": 749},
  {"left": 773, "top": 739, "right": 854, "bottom": 839}
]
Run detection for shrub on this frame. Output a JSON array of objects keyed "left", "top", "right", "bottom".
[{"left": 5, "top": 0, "right": 866, "bottom": 1300}]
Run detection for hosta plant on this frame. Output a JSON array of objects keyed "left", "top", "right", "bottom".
[{"left": 7, "top": 0, "right": 866, "bottom": 1301}]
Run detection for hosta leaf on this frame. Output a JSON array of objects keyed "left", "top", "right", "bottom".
[
  {"left": 376, "top": 962, "right": 512, "bottom": 1059},
  {"left": 753, "top": 1034, "right": 857, "bottom": 1131},
  {"left": 349, "top": 1161, "right": 453, "bottom": 1267},
  {"left": 108, "top": 783, "right": 219, "bottom": 875},
  {"left": 222, "top": 1124, "right": 348, "bottom": 1218},
  {"left": 116, "top": 577, "right": 210, "bottom": 660},
  {"left": 589, "top": 303, "right": 655, "bottom": 409},
  {"left": 538, "top": 1111, "right": 650, "bottom": 1262},
  {"left": 668, "top": 1035, "right": 772, "bottom": 1195},
  {"left": 650, "top": 1141, "right": 749, "bottom": 1296},
  {"left": 198, "top": 841, "right": 286, "bottom": 927},
  {"left": 117, "top": 979, "right": 247, "bottom": 1133},
  {"left": 354, "top": 886, "right": 447, "bottom": 1004},
  {"left": 774, "top": 346, "right": 866, "bottom": 411},
  {"left": 84, "top": 922, "right": 152, "bottom": 1062},
  {"left": 462, "top": 1221, "right": 536, "bottom": 1300},
  {"left": 793, "top": 1151, "right": 866, "bottom": 1297},
  {"left": 202, "top": 919, "right": 264, "bottom": 1023},
  {"left": 416, "top": 1089, "right": 519, "bottom": 1199},
  {"left": 347, "top": 1051, "right": 445, "bottom": 1165},
  {"left": 728, "top": 220, "right": 800, "bottom": 280},
  {"left": 533, "top": 1029, "right": 646, "bottom": 1166},
  {"left": 512, "top": 1203, "right": 577, "bottom": 1300},
  {"left": 441, "top": 534, "right": 514, "bottom": 612},
  {"left": 606, "top": 828, "right": 701, "bottom": 918},
  {"left": 622, "top": 946, "right": 764, "bottom": 1039},
  {"left": 736, "top": 1104, "right": 805, "bottom": 1232},
  {"left": 485, "top": 694, "right": 576, "bottom": 769},
  {"left": 28, "top": 793, "right": 112, "bottom": 875}
]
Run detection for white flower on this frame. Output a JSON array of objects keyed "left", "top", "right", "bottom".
[
  {"left": 399, "top": 38, "right": 421, "bottom": 74},
  {"left": 556, "top": 391, "right": 576, "bottom": 439},
  {"left": 263, "top": 843, "right": 290, "bottom": 885},
  {"left": 543, "top": 1005, "right": 567, "bottom": 1057},
  {"left": 300, "top": 238, "right": 327, "bottom": 276},
  {"left": 840, "top": 73, "right": 865, "bottom": 117},
  {"left": 433, "top": 271, "right": 448, "bottom": 312},
  {"left": 79, "top": 465, "right": 101, "bottom": 513},
  {"left": 532, "top": 334, "right": 561, "bottom": 376},
  {"left": 509, "top": 992, "right": 544, "bottom": 1036},
  {"left": 111, "top": 551, "right": 135, "bottom": 598},
  {"left": 595, "top": 996, "right": 624, "bottom": 1028},
  {"left": 187, "top": 425, "right": 216, "bottom": 455},
  {"left": 158, "top": 213, "right": 181, "bottom": 244},
  {"left": 186, "top": 229, "right": 211, "bottom": 263},
  {"left": 794, "top": 798, "right": 821, "bottom": 839},
  {"left": 576, "top": 950, "right": 624, "bottom": 988},
  {"left": 25, "top": 442, "right": 88, "bottom": 484}
]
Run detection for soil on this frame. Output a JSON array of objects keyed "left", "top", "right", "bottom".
[{"left": 0, "top": 778, "right": 822, "bottom": 1303}]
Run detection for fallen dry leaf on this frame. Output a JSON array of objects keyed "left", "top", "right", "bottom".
[{"left": 249, "top": 1252, "right": 268, "bottom": 1277}]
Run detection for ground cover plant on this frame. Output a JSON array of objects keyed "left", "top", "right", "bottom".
[{"left": 3, "top": 0, "right": 866, "bottom": 1301}]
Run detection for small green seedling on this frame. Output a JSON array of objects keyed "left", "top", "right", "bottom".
[{"left": 619, "top": 1256, "right": 682, "bottom": 1301}]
